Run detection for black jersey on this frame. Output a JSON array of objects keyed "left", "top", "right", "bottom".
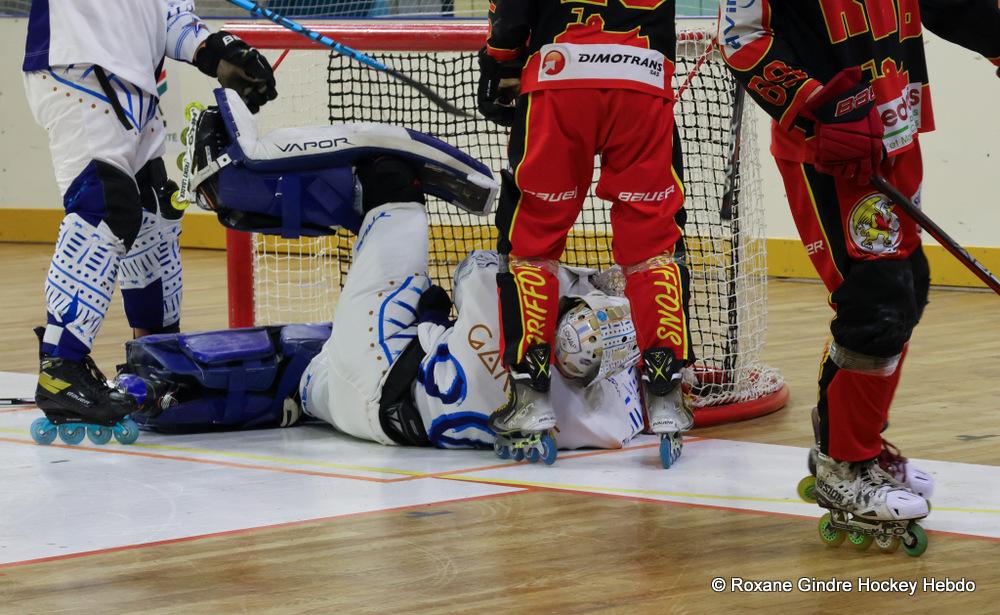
[
  {"left": 719, "top": 0, "right": 1000, "bottom": 158},
  {"left": 486, "top": 1, "right": 677, "bottom": 97}
]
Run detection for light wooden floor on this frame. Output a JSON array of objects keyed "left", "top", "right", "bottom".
[{"left": 0, "top": 242, "right": 998, "bottom": 613}]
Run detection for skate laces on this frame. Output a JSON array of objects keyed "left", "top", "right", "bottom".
[{"left": 876, "top": 440, "right": 908, "bottom": 483}]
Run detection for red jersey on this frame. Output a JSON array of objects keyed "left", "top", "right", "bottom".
[
  {"left": 485, "top": 0, "right": 676, "bottom": 98},
  {"left": 718, "top": 0, "right": 1000, "bottom": 161}
]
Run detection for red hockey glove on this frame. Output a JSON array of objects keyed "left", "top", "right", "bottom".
[{"left": 800, "top": 68, "right": 884, "bottom": 183}]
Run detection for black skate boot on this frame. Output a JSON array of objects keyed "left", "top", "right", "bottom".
[
  {"left": 32, "top": 328, "right": 140, "bottom": 446},
  {"left": 490, "top": 344, "right": 557, "bottom": 465},
  {"left": 641, "top": 347, "right": 693, "bottom": 469}
]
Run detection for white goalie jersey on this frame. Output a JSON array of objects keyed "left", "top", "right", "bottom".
[{"left": 299, "top": 201, "right": 645, "bottom": 450}]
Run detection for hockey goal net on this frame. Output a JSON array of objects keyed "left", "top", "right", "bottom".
[{"left": 222, "top": 21, "right": 787, "bottom": 426}]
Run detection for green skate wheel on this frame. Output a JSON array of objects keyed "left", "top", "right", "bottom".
[
  {"left": 183, "top": 101, "right": 206, "bottom": 122},
  {"left": 818, "top": 513, "right": 845, "bottom": 547},
  {"left": 86, "top": 425, "right": 113, "bottom": 445},
  {"left": 902, "top": 523, "right": 928, "bottom": 557},
  {"left": 30, "top": 418, "right": 57, "bottom": 445},
  {"left": 176, "top": 152, "right": 186, "bottom": 171},
  {"left": 848, "top": 531, "right": 873, "bottom": 551},
  {"left": 796, "top": 475, "right": 817, "bottom": 503},
  {"left": 180, "top": 127, "right": 190, "bottom": 144},
  {"left": 114, "top": 419, "right": 140, "bottom": 445},
  {"left": 58, "top": 424, "right": 86, "bottom": 445}
]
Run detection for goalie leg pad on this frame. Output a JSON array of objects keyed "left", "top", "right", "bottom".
[{"left": 122, "top": 324, "right": 331, "bottom": 431}]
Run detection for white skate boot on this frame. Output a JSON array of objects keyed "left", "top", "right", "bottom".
[
  {"left": 642, "top": 348, "right": 694, "bottom": 469},
  {"left": 489, "top": 345, "right": 558, "bottom": 465},
  {"left": 813, "top": 452, "right": 930, "bottom": 556}
]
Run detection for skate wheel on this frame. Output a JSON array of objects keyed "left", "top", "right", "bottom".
[
  {"left": 540, "top": 433, "right": 557, "bottom": 466},
  {"left": 659, "top": 433, "right": 681, "bottom": 469},
  {"left": 902, "top": 523, "right": 928, "bottom": 557},
  {"left": 169, "top": 191, "right": 189, "bottom": 212},
  {"left": 86, "top": 425, "right": 113, "bottom": 445},
  {"left": 511, "top": 448, "right": 525, "bottom": 462},
  {"left": 114, "top": 419, "right": 140, "bottom": 445},
  {"left": 848, "top": 531, "right": 873, "bottom": 551},
  {"left": 493, "top": 440, "right": 510, "bottom": 460},
  {"left": 796, "top": 475, "right": 817, "bottom": 503},
  {"left": 30, "top": 418, "right": 57, "bottom": 445},
  {"left": 818, "top": 513, "right": 845, "bottom": 547},
  {"left": 180, "top": 127, "right": 190, "bottom": 144},
  {"left": 57, "top": 424, "right": 86, "bottom": 445},
  {"left": 176, "top": 152, "right": 187, "bottom": 171},
  {"left": 876, "top": 535, "right": 901, "bottom": 554},
  {"left": 526, "top": 448, "right": 540, "bottom": 463},
  {"left": 183, "top": 101, "right": 206, "bottom": 122}
]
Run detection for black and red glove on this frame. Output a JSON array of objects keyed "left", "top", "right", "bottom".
[
  {"left": 800, "top": 67, "right": 884, "bottom": 183},
  {"left": 196, "top": 31, "right": 277, "bottom": 114}
]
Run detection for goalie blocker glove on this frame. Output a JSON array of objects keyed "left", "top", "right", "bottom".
[
  {"left": 800, "top": 67, "right": 884, "bottom": 183},
  {"left": 477, "top": 47, "right": 522, "bottom": 127},
  {"left": 196, "top": 31, "right": 277, "bottom": 113}
]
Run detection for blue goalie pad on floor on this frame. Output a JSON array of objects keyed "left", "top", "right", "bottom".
[{"left": 120, "top": 323, "right": 332, "bottom": 432}]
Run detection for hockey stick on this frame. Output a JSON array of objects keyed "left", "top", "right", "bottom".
[
  {"left": 871, "top": 175, "right": 1000, "bottom": 295},
  {"left": 223, "top": 0, "right": 468, "bottom": 117}
]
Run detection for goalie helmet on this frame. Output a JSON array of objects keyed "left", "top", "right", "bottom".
[{"left": 554, "top": 299, "right": 639, "bottom": 385}]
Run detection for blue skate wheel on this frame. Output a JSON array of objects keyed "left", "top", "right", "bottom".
[
  {"left": 113, "top": 419, "right": 140, "bottom": 445},
  {"left": 30, "top": 418, "right": 57, "bottom": 445},
  {"left": 540, "top": 434, "right": 557, "bottom": 466},
  {"left": 526, "top": 448, "right": 540, "bottom": 463},
  {"left": 511, "top": 448, "right": 525, "bottom": 462},
  {"left": 659, "top": 434, "right": 680, "bottom": 469},
  {"left": 494, "top": 440, "right": 510, "bottom": 460},
  {"left": 58, "top": 424, "right": 86, "bottom": 445},
  {"left": 86, "top": 425, "right": 113, "bottom": 445}
]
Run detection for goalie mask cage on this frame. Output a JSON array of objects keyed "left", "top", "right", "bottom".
[{"left": 223, "top": 21, "right": 788, "bottom": 427}]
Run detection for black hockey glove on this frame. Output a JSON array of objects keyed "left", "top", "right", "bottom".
[
  {"left": 477, "top": 47, "right": 522, "bottom": 127},
  {"left": 196, "top": 31, "right": 278, "bottom": 114}
]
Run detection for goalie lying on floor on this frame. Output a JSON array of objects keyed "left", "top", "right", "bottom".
[{"left": 117, "top": 89, "right": 650, "bottom": 455}]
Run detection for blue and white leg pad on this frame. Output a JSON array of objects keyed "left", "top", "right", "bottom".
[
  {"left": 121, "top": 323, "right": 331, "bottom": 431},
  {"left": 194, "top": 88, "right": 498, "bottom": 237},
  {"left": 44, "top": 213, "right": 125, "bottom": 359},
  {"left": 119, "top": 211, "right": 183, "bottom": 331}
]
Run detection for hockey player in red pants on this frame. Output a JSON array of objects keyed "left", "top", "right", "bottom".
[
  {"left": 478, "top": 1, "right": 693, "bottom": 468},
  {"left": 719, "top": 0, "right": 1000, "bottom": 555}
]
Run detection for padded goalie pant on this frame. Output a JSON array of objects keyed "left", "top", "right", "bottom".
[
  {"left": 495, "top": 89, "right": 689, "bottom": 372},
  {"left": 776, "top": 144, "right": 929, "bottom": 462},
  {"left": 25, "top": 66, "right": 181, "bottom": 361}
]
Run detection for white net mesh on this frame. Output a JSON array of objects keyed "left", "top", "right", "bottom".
[{"left": 235, "top": 24, "right": 784, "bottom": 411}]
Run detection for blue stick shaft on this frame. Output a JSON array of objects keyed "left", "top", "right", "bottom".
[{"left": 225, "top": 0, "right": 389, "bottom": 72}]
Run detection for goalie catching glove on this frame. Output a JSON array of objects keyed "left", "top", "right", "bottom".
[
  {"left": 196, "top": 31, "right": 278, "bottom": 113},
  {"left": 800, "top": 67, "right": 884, "bottom": 183},
  {"left": 477, "top": 48, "right": 523, "bottom": 127}
]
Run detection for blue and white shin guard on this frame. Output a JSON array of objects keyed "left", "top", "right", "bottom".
[
  {"left": 120, "top": 211, "right": 183, "bottom": 333},
  {"left": 43, "top": 213, "right": 125, "bottom": 360}
]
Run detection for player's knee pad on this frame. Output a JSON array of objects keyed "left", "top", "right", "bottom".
[
  {"left": 119, "top": 324, "right": 331, "bottom": 431},
  {"left": 136, "top": 157, "right": 182, "bottom": 221},
  {"left": 64, "top": 160, "right": 143, "bottom": 250},
  {"left": 909, "top": 247, "right": 930, "bottom": 322},
  {"left": 829, "top": 259, "right": 919, "bottom": 374},
  {"left": 356, "top": 156, "right": 425, "bottom": 214}
]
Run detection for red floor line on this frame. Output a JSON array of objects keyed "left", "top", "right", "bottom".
[
  {"left": 437, "top": 476, "right": 1000, "bottom": 544},
  {"left": 0, "top": 488, "right": 533, "bottom": 571},
  {"left": 0, "top": 436, "right": 397, "bottom": 483}
]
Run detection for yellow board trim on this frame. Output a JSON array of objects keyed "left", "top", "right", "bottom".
[{"left": 2, "top": 208, "right": 999, "bottom": 289}]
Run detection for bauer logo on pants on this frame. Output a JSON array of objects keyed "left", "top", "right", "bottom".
[{"left": 849, "top": 193, "right": 902, "bottom": 255}]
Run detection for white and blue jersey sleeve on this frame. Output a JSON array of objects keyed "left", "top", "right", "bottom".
[{"left": 23, "top": 0, "right": 211, "bottom": 96}]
